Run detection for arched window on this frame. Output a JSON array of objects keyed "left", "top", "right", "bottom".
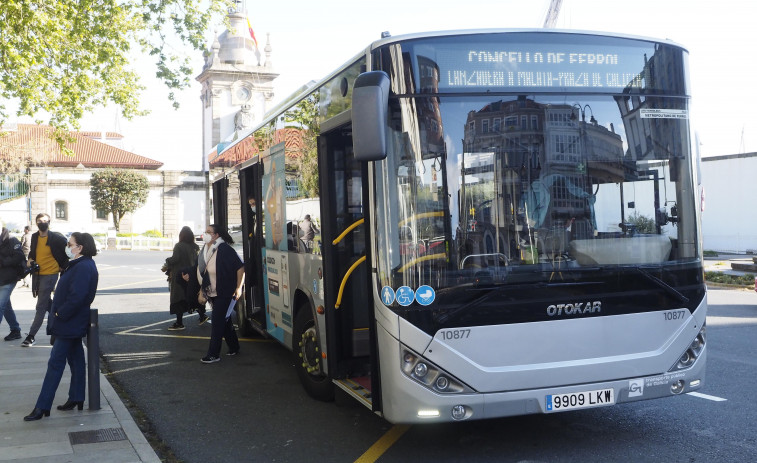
[{"left": 55, "top": 201, "right": 68, "bottom": 221}]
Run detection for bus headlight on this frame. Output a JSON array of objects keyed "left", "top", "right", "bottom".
[
  {"left": 669, "top": 324, "right": 706, "bottom": 372},
  {"left": 400, "top": 346, "right": 473, "bottom": 394}
]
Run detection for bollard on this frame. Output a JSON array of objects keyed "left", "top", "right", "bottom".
[{"left": 87, "top": 309, "right": 101, "bottom": 410}]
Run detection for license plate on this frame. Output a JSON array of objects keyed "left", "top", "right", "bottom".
[{"left": 546, "top": 388, "right": 615, "bottom": 412}]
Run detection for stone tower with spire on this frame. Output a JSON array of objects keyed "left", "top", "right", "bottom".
[{"left": 196, "top": 3, "right": 278, "bottom": 168}]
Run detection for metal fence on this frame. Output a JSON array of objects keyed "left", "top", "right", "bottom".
[
  {"left": 0, "top": 173, "right": 29, "bottom": 202},
  {"left": 112, "top": 236, "right": 175, "bottom": 251}
]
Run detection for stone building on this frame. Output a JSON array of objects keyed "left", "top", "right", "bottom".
[{"left": 0, "top": 124, "right": 206, "bottom": 238}]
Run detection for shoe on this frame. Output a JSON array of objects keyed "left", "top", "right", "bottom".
[
  {"left": 201, "top": 355, "right": 220, "bottom": 364},
  {"left": 198, "top": 314, "right": 209, "bottom": 325},
  {"left": 4, "top": 330, "right": 21, "bottom": 341},
  {"left": 167, "top": 323, "right": 185, "bottom": 331},
  {"left": 57, "top": 400, "right": 84, "bottom": 411},
  {"left": 23, "top": 408, "right": 50, "bottom": 421},
  {"left": 226, "top": 350, "right": 240, "bottom": 356},
  {"left": 21, "top": 335, "right": 35, "bottom": 347}
]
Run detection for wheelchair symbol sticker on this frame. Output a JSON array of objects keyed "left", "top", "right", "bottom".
[
  {"left": 415, "top": 285, "right": 435, "bottom": 306},
  {"left": 396, "top": 286, "right": 415, "bottom": 306},
  {"left": 381, "top": 286, "right": 395, "bottom": 305}
]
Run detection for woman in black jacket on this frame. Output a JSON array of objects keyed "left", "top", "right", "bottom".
[
  {"left": 0, "top": 227, "right": 24, "bottom": 341},
  {"left": 163, "top": 226, "right": 204, "bottom": 330},
  {"left": 24, "top": 232, "right": 99, "bottom": 421},
  {"left": 184, "top": 224, "right": 244, "bottom": 363}
]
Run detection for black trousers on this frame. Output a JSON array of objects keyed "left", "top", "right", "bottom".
[{"left": 206, "top": 296, "right": 239, "bottom": 357}]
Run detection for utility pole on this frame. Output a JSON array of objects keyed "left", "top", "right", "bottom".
[{"left": 543, "top": 0, "right": 563, "bottom": 28}]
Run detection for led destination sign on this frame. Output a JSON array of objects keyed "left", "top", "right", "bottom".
[{"left": 414, "top": 35, "right": 687, "bottom": 94}]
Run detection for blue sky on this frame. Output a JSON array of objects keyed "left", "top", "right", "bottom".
[{"left": 68, "top": 0, "right": 757, "bottom": 169}]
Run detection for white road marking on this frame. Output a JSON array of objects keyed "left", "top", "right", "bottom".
[{"left": 687, "top": 392, "right": 727, "bottom": 402}]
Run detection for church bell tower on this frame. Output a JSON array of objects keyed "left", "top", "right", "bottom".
[{"left": 196, "top": 2, "right": 278, "bottom": 169}]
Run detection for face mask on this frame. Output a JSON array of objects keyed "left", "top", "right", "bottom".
[
  {"left": 202, "top": 233, "right": 213, "bottom": 244},
  {"left": 250, "top": 205, "right": 256, "bottom": 213},
  {"left": 65, "top": 246, "right": 76, "bottom": 259},
  {"left": 37, "top": 223, "right": 49, "bottom": 232}
]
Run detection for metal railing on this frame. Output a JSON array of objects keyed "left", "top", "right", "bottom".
[
  {"left": 112, "top": 236, "right": 175, "bottom": 251},
  {"left": 0, "top": 173, "right": 29, "bottom": 201}
]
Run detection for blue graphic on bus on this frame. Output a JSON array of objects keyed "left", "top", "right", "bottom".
[
  {"left": 415, "top": 285, "right": 435, "bottom": 305},
  {"left": 396, "top": 286, "right": 414, "bottom": 306},
  {"left": 381, "top": 286, "right": 395, "bottom": 305}
]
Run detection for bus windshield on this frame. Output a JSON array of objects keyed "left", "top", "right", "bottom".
[{"left": 372, "top": 35, "right": 702, "bottom": 333}]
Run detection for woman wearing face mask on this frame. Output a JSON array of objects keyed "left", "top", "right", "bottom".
[
  {"left": 24, "top": 232, "right": 98, "bottom": 421},
  {"left": 183, "top": 224, "right": 244, "bottom": 363}
]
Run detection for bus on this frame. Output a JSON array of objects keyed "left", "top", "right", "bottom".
[{"left": 209, "top": 29, "right": 706, "bottom": 423}]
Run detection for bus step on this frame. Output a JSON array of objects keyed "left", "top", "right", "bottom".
[{"left": 334, "top": 377, "right": 372, "bottom": 409}]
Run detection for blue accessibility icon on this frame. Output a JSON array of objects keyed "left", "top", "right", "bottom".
[
  {"left": 381, "top": 286, "right": 395, "bottom": 305},
  {"left": 396, "top": 286, "right": 415, "bottom": 306},
  {"left": 415, "top": 285, "right": 435, "bottom": 306}
]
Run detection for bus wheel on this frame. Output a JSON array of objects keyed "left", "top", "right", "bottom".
[{"left": 293, "top": 305, "right": 334, "bottom": 402}]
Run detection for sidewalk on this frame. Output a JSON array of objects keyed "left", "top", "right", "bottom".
[
  {"left": 0, "top": 285, "right": 160, "bottom": 463},
  {"left": 704, "top": 253, "right": 757, "bottom": 275}
]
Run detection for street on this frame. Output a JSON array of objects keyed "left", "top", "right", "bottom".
[{"left": 94, "top": 251, "right": 757, "bottom": 462}]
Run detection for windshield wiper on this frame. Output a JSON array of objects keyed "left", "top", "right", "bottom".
[{"left": 636, "top": 266, "right": 689, "bottom": 303}]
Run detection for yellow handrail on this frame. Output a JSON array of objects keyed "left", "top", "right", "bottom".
[
  {"left": 332, "top": 218, "right": 364, "bottom": 245},
  {"left": 398, "top": 211, "right": 444, "bottom": 227},
  {"left": 397, "top": 253, "right": 447, "bottom": 273},
  {"left": 335, "top": 255, "right": 366, "bottom": 309}
]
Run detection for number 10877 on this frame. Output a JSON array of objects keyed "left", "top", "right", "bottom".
[{"left": 440, "top": 329, "right": 470, "bottom": 340}]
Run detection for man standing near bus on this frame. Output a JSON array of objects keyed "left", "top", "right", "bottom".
[
  {"left": 299, "top": 215, "right": 318, "bottom": 253},
  {"left": 21, "top": 213, "right": 68, "bottom": 347}
]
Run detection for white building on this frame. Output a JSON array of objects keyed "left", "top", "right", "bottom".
[
  {"left": 700, "top": 152, "right": 757, "bottom": 253},
  {"left": 0, "top": 124, "right": 206, "bottom": 238}
]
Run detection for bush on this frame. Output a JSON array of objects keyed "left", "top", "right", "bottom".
[
  {"left": 143, "top": 229, "right": 163, "bottom": 238},
  {"left": 704, "top": 271, "right": 755, "bottom": 287},
  {"left": 627, "top": 212, "right": 656, "bottom": 234},
  {"left": 703, "top": 250, "right": 718, "bottom": 257}
]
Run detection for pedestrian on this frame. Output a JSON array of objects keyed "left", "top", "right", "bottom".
[
  {"left": 1, "top": 226, "right": 25, "bottom": 341},
  {"left": 162, "top": 226, "right": 206, "bottom": 330},
  {"left": 183, "top": 224, "right": 244, "bottom": 363},
  {"left": 299, "top": 214, "right": 319, "bottom": 252},
  {"left": 24, "top": 232, "right": 99, "bottom": 421},
  {"left": 20, "top": 225, "right": 32, "bottom": 287},
  {"left": 22, "top": 213, "right": 69, "bottom": 347}
]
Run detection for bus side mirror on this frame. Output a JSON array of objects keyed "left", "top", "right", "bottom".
[{"left": 352, "top": 71, "right": 390, "bottom": 161}]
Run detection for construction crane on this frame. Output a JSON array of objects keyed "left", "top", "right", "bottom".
[{"left": 543, "top": 0, "right": 563, "bottom": 28}]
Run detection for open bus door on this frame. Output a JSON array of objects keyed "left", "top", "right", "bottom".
[
  {"left": 317, "top": 118, "right": 380, "bottom": 412},
  {"left": 239, "top": 162, "right": 266, "bottom": 334}
]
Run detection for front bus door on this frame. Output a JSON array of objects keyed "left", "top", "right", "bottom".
[
  {"left": 239, "top": 162, "right": 266, "bottom": 335},
  {"left": 319, "top": 120, "right": 378, "bottom": 411}
]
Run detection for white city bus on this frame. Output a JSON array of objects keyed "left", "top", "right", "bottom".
[{"left": 210, "top": 29, "right": 706, "bottom": 423}]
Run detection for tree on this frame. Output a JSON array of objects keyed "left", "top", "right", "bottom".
[
  {"left": 284, "top": 93, "right": 320, "bottom": 197},
  {"left": 90, "top": 169, "right": 149, "bottom": 231},
  {"left": 0, "top": 0, "right": 231, "bottom": 139}
]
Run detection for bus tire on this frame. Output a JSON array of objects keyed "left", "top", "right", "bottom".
[{"left": 293, "top": 304, "right": 334, "bottom": 402}]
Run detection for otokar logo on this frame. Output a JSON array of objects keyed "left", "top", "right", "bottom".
[
  {"left": 546, "top": 301, "right": 601, "bottom": 317},
  {"left": 628, "top": 378, "right": 644, "bottom": 398}
]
